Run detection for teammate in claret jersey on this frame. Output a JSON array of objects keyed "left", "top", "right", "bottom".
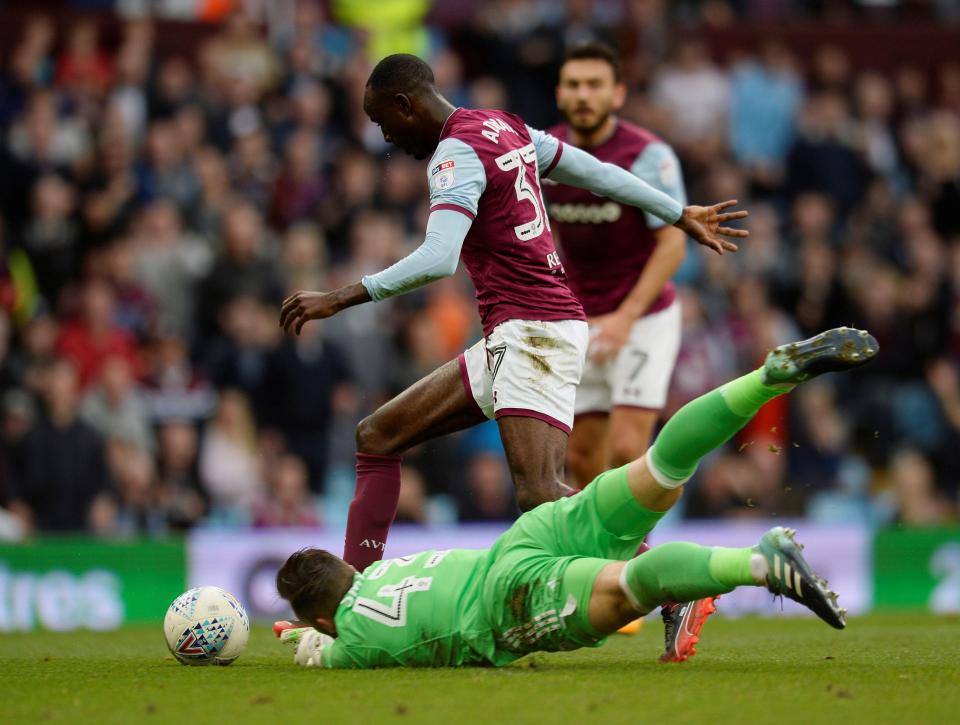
[
  {"left": 546, "top": 43, "right": 688, "bottom": 487},
  {"left": 275, "top": 328, "right": 878, "bottom": 669},
  {"left": 278, "top": 54, "right": 748, "bottom": 574},
  {"left": 543, "top": 42, "right": 716, "bottom": 656}
]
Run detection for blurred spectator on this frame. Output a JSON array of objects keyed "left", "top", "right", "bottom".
[
  {"left": 56, "top": 19, "right": 113, "bottom": 102},
  {"left": 102, "top": 239, "right": 156, "bottom": 339},
  {"left": 666, "top": 288, "right": 736, "bottom": 416},
  {"left": 196, "top": 201, "right": 283, "bottom": 338},
  {"left": 136, "top": 119, "right": 199, "bottom": 210},
  {"left": 102, "top": 442, "right": 165, "bottom": 536},
  {"left": 8, "top": 359, "right": 111, "bottom": 533},
  {"left": 728, "top": 41, "right": 803, "bottom": 186},
  {"left": 471, "top": 0, "right": 564, "bottom": 127},
  {"left": 318, "top": 148, "right": 379, "bottom": 258},
  {"left": 155, "top": 420, "right": 206, "bottom": 529},
  {"left": 81, "top": 117, "right": 139, "bottom": 243},
  {"left": 202, "top": 295, "right": 279, "bottom": 405},
  {"left": 218, "top": 9, "right": 281, "bottom": 97},
  {"left": 198, "top": 388, "right": 262, "bottom": 519},
  {"left": 279, "top": 223, "right": 328, "bottom": 290},
  {"left": 141, "top": 334, "right": 217, "bottom": 424},
  {"left": 788, "top": 381, "right": 852, "bottom": 498},
  {"left": 259, "top": 319, "right": 352, "bottom": 491},
  {"left": 132, "top": 199, "right": 212, "bottom": 341},
  {"left": 56, "top": 279, "right": 142, "bottom": 389},
  {"left": 0, "top": 311, "right": 19, "bottom": 394},
  {"left": 108, "top": 37, "right": 152, "bottom": 146},
  {"left": 81, "top": 354, "right": 154, "bottom": 454},
  {"left": 919, "top": 112, "right": 960, "bottom": 239},
  {"left": 0, "top": 15, "right": 54, "bottom": 125},
  {"left": 809, "top": 44, "right": 851, "bottom": 94},
  {"left": 0, "top": 389, "right": 36, "bottom": 506},
  {"left": 456, "top": 452, "right": 516, "bottom": 522},
  {"left": 4, "top": 91, "right": 91, "bottom": 228},
  {"left": 651, "top": 39, "right": 729, "bottom": 161},
  {"left": 227, "top": 124, "right": 278, "bottom": 211},
  {"left": 7, "top": 311, "right": 59, "bottom": 395},
  {"left": 270, "top": 128, "right": 326, "bottom": 229},
  {"left": 853, "top": 72, "right": 900, "bottom": 184},
  {"left": 786, "top": 91, "right": 868, "bottom": 215},
  {"left": 21, "top": 174, "right": 79, "bottom": 308},
  {"left": 189, "top": 146, "right": 234, "bottom": 240},
  {"left": 150, "top": 57, "right": 198, "bottom": 119},
  {"left": 334, "top": 0, "right": 432, "bottom": 62},
  {"left": 889, "top": 448, "right": 951, "bottom": 525},
  {"left": 253, "top": 454, "right": 320, "bottom": 527},
  {"left": 275, "top": 0, "right": 354, "bottom": 78},
  {"left": 395, "top": 465, "right": 428, "bottom": 524}
]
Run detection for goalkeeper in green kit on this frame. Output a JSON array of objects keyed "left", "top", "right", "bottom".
[{"left": 275, "top": 328, "right": 876, "bottom": 668}]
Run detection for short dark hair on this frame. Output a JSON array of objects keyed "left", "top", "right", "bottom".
[
  {"left": 561, "top": 42, "right": 622, "bottom": 82},
  {"left": 276, "top": 548, "right": 354, "bottom": 623},
  {"left": 366, "top": 53, "right": 436, "bottom": 95}
]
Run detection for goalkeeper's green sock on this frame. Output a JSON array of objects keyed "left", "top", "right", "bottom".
[
  {"left": 619, "top": 542, "right": 765, "bottom": 613},
  {"left": 647, "top": 368, "right": 788, "bottom": 488}
]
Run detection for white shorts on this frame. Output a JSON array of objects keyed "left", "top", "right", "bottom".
[
  {"left": 459, "top": 319, "right": 589, "bottom": 434},
  {"left": 574, "top": 301, "right": 681, "bottom": 415}
]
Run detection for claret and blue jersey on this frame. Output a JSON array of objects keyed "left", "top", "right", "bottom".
[
  {"left": 425, "top": 108, "right": 586, "bottom": 337},
  {"left": 359, "top": 108, "right": 685, "bottom": 335},
  {"left": 543, "top": 120, "right": 688, "bottom": 318}
]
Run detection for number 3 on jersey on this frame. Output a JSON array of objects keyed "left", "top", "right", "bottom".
[
  {"left": 496, "top": 143, "right": 550, "bottom": 242},
  {"left": 353, "top": 576, "right": 433, "bottom": 627}
]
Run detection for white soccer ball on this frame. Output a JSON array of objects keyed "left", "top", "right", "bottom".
[{"left": 164, "top": 586, "right": 250, "bottom": 666}]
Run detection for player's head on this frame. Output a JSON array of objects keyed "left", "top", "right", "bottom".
[
  {"left": 364, "top": 54, "right": 442, "bottom": 160},
  {"left": 276, "top": 548, "right": 356, "bottom": 635},
  {"left": 556, "top": 42, "right": 626, "bottom": 135}
]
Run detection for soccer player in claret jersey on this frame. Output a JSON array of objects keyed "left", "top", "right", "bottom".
[
  {"left": 279, "top": 54, "right": 747, "bottom": 574},
  {"left": 544, "top": 42, "right": 714, "bottom": 655},
  {"left": 275, "top": 328, "right": 877, "bottom": 668}
]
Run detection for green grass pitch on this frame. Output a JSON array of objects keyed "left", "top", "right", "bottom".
[{"left": 2, "top": 614, "right": 957, "bottom": 724}]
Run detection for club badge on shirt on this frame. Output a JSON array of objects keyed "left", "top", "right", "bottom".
[{"left": 431, "top": 159, "right": 456, "bottom": 190}]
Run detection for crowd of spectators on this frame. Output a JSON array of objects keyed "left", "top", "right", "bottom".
[{"left": 0, "top": 0, "right": 958, "bottom": 538}]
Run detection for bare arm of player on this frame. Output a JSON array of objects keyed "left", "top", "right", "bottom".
[
  {"left": 590, "top": 226, "right": 685, "bottom": 363},
  {"left": 591, "top": 141, "right": 688, "bottom": 361},
  {"left": 279, "top": 209, "right": 472, "bottom": 335},
  {"left": 279, "top": 283, "right": 371, "bottom": 335},
  {"left": 546, "top": 141, "right": 748, "bottom": 255}
]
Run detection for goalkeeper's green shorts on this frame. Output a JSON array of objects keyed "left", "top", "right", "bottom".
[{"left": 480, "top": 465, "right": 662, "bottom": 664}]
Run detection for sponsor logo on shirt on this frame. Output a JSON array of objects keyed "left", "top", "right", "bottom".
[
  {"left": 548, "top": 201, "right": 623, "bottom": 224},
  {"left": 431, "top": 159, "right": 455, "bottom": 190}
]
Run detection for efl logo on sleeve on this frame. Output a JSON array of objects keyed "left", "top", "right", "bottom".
[
  {"left": 658, "top": 156, "right": 679, "bottom": 188},
  {"left": 431, "top": 159, "right": 455, "bottom": 190}
]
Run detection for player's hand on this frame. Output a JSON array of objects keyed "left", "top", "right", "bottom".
[
  {"left": 589, "top": 311, "right": 633, "bottom": 364},
  {"left": 674, "top": 200, "right": 749, "bottom": 255},
  {"left": 279, "top": 290, "right": 339, "bottom": 335},
  {"left": 274, "top": 620, "right": 312, "bottom": 644},
  {"left": 293, "top": 628, "right": 333, "bottom": 667}
]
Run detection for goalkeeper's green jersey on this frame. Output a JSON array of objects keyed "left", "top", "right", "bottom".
[
  {"left": 319, "top": 549, "right": 499, "bottom": 668},
  {"left": 317, "top": 466, "right": 659, "bottom": 668}
]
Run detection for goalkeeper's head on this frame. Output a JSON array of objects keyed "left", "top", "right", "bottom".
[{"left": 276, "top": 548, "right": 356, "bottom": 636}]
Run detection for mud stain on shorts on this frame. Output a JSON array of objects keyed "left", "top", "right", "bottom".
[
  {"left": 522, "top": 336, "right": 561, "bottom": 377},
  {"left": 508, "top": 583, "right": 531, "bottom": 622},
  {"left": 521, "top": 350, "right": 551, "bottom": 376}
]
